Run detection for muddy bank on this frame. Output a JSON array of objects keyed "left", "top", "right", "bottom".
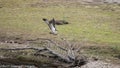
[
  {"left": 0, "top": 58, "right": 58, "bottom": 68},
  {"left": 81, "top": 60, "right": 120, "bottom": 68},
  {"left": 0, "top": 56, "right": 120, "bottom": 68},
  {"left": 0, "top": 58, "right": 36, "bottom": 68}
]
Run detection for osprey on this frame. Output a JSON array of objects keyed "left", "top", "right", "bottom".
[{"left": 43, "top": 18, "right": 57, "bottom": 35}]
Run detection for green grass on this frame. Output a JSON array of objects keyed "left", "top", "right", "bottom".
[
  {"left": 0, "top": 0, "right": 120, "bottom": 45},
  {"left": 82, "top": 45, "right": 120, "bottom": 63}
]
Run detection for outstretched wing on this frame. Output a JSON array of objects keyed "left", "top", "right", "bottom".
[
  {"left": 52, "top": 18, "right": 56, "bottom": 30},
  {"left": 50, "top": 18, "right": 57, "bottom": 31},
  {"left": 42, "top": 18, "right": 57, "bottom": 34}
]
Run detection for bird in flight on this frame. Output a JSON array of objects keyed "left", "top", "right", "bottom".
[{"left": 42, "top": 18, "right": 57, "bottom": 35}]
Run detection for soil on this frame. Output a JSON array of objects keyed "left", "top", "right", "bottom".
[{"left": 81, "top": 60, "right": 120, "bottom": 68}]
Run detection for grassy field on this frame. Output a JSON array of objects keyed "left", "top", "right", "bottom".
[
  {"left": 0, "top": 0, "right": 120, "bottom": 44},
  {"left": 0, "top": 0, "right": 120, "bottom": 61}
]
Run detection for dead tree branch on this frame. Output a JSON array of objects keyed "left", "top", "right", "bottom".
[
  {"left": 0, "top": 47, "right": 45, "bottom": 51},
  {"left": 0, "top": 46, "right": 73, "bottom": 63},
  {"left": 27, "top": 38, "right": 67, "bottom": 51},
  {"left": 0, "top": 38, "right": 88, "bottom": 67}
]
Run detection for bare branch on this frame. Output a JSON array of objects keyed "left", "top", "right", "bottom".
[
  {"left": 0, "top": 46, "right": 72, "bottom": 63},
  {"left": 0, "top": 47, "right": 45, "bottom": 51},
  {"left": 27, "top": 38, "right": 67, "bottom": 51},
  {"left": 0, "top": 38, "right": 88, "bottom": 67}
]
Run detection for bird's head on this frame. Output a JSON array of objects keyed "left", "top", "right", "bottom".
[{"left": 42, "top": 18, "right": 48, "bottom": 21}]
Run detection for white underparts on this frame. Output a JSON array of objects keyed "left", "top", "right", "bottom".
[
  {"left": 44, "top": 20, "right": 57, "bottom": 34},
  {"left": 50, "top": 24, "right": 57, "bottom": 34},
  {"left": 44, "top": 20, "right": 49, "bottom": 24}
]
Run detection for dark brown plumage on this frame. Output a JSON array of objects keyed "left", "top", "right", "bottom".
[{"left": 43, "top": 18, "right": 69, "bottom": 25}]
